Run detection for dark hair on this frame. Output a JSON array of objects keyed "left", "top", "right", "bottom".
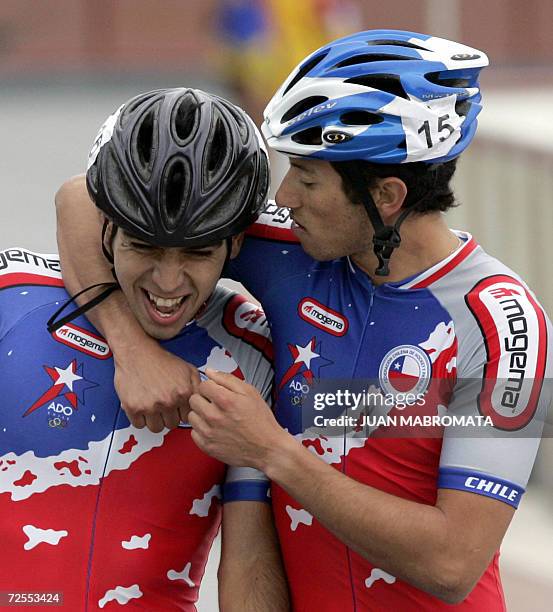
[{"left": 331, "top": 158, "right": 458, "bottom": 213}]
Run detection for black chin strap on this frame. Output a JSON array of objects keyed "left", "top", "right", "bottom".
[
  {"left": 47, "top": 219, "right": 121, "bottom": 333},
  {"left": 369, "top": 206, "right": 413, "bottom": 277},
  {"left": 343, "top": 162, "right": 414, "bottom": 277},
  {"left": 47, "top": 280, "right": 120, "bottom": 334}
]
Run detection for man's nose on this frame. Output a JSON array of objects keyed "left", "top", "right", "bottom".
[
  {"left": 275, "top": 169, "right": 300, "bottom": 210},
  {"left": 151, "top": 254, "right": 186, "bottom": 294}
]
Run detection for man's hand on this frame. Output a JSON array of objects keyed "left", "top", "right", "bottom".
[
  {"left": 114, "top": 336, "right": 201, "bottom": 432},
  {"left": 188, "top": 368, "right": 288, "bottom": 467}
]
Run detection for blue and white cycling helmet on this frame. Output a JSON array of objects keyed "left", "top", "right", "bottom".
[
  {"left": 262, "top": 29, "right": 488, "bottom": 164},
  {"left": 262, "top": 30, "right": 488, "bottom": 276}
]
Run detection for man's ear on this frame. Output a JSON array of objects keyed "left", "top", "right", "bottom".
[
  {"left": 229, "top": 232, "right": 245, "bottom": 259},
  {"left": 101, "top": 218, "right": 117, "bottom": 262},
  {"left": 371, "top": 177, "right": 408, "bottom": 223}
]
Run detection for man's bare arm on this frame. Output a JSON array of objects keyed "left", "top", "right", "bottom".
[
  {"left": 55, "top": 175, "right": 200, "bottom": 431},
  {"left": 219, "top": 502, "right": 289, "bottom": 611}
]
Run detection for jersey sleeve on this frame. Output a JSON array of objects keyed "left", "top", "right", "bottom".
[
  {"left": 225, "top": 201, "right": 314, "bottom": 302},
  {"left": 197, "top": 286, "right": 275, "bottom": 504},
  {"left": 222, "top": 466, "right": 271, "bottom": 504},
  {"left": 217, "top": 293, "right": 272, "bottom": 505},
  {"left": 0, "top": 248, "right": 64, "bottom": 340},
  {"left": 438, "top": 274, "right": 552, "bottom": 509}
]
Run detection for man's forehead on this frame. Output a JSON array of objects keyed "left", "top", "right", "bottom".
[
  {"left": 118, "top": 228, "right": 222, "bottom": 250},
  {"left": 289, "top": 158, "right": 318, "bottom": 173}
]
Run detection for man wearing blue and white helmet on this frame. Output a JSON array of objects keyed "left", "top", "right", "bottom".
[
  {"left": 262, "top": 29, "right": 487, "bottom": 275},
  {"left": 55, "top": 31, "right": 551, "bottom": 611}
]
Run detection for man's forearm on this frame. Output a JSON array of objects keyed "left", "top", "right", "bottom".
[
  {"left": 219, "top": 502, "right": 289, "bottom": 611},
  {"left": 262, "top": 436, "right": 473, "bottom": 603},
  {"left": 55, "top": 175, "right": 147, "bottom": 348}
]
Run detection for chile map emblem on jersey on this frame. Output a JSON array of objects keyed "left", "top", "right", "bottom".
[{"left": 379, "top": 345, "right": 431, "bottom": 398}]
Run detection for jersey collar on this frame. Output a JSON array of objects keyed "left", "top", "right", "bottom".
[
  {"left": 395, "top": 231, "right": 478, "bottom": 290},
  {"left": 346, "top": 231, "right": 478, "bottom": 291}
]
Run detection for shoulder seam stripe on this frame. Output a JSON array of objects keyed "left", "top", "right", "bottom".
[
  {"left": 0, "top": 273, "right": 64, "bottom": 290},
  {"left": 408, "top": 238, "right": 478, "bottom": 289}
]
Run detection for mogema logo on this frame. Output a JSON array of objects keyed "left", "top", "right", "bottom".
[
  {"left": 53, "top": 323, "right": 112, "bottom": 360},
  {"left": 298, "top": 298, "right": 349, "bottom": 337}
]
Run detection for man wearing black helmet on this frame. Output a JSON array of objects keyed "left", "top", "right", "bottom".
[
  {"left": 55, "top": 30, "right": 550, "bottom": 612},
  {"left": 0, "top": 89, "right": 287, "bottom": 611}
]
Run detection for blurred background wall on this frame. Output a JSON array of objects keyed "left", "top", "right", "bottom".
[{"left": 1, "top": 1, "right": 551, "bottom": 610}]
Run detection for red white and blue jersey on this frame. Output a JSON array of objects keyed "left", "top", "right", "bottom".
[
  {"left": 227, "top": 202, "right": 551, "bottom": 611},
  {"left": 0, "top": 248, "right": 273, "bottom": 611}
]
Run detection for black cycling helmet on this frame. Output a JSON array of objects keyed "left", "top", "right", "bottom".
[{"left": 86, "top": 87, "right": 270, "bottom": 247}]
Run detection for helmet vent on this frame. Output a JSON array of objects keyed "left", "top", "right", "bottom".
[
  {"left": 344, "top": 74, "right": 408, "bottom": 99},
  {"left": 281, "top": 96, "right": 328, "bottom": 124},
  {"left": 336, "top": 53, "right": 412, "bottom": 67},
  {"left": 341, "top": 111, "right": 383, "bottom": 126},
  {"left": 203, "top": 109, "right": 232, "bottom": 191},
  {"left": 120, "top": 90, "right": 158, "bottom": 128},
  {"left": 283, "top": 50, "right": 330, "bottom": 96},
  {"left": 224, "top": 101, "right": 249, "bottom": 144},
  {"left": 105, "top": 147, "right": 148, "bottom": 229},
  {"left": 366, "top": 39, "right": 428, "bottom": 51},
  {"left": 207, "top": 117, "right": 228, "bottom": 173},
  {"left": 173, "top": 93, "right": 199, "bottom": 143},
  {"left": 291, "top": 127, "right": 322, "bottom": 145},
  {"left": 426, "top": 72, "right": 471, "bottom": 89},
  {"left": 455, "top": 100, "right": 471, "bottom": 117},
  {"left": 135, "top": 109, "right": 157, "bottom": 179},
  {"left": 190, "top": 171, "right": 250, "bottom": 236},
  {"left": 161, "top": 159, "right": 191, "bottom": 230}
]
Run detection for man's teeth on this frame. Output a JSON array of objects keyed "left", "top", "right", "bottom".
[{"left": 147, "top": 291, "right": 185, "bottom": 310}]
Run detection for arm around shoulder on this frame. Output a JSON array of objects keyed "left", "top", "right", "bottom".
[{"left": 55, "top": 175, "right": 200, "bottom": 431}]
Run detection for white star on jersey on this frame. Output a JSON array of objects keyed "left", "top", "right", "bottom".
[
  {"left": 54, "top": 363, "right": 83, "bottom": 391},
  {"left": 294, "top": 341, "right": 319, "bottom": 369}
]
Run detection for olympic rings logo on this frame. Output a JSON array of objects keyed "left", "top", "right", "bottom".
[{"left": 48, "top": 417, "right": 68, "bottom": 429}]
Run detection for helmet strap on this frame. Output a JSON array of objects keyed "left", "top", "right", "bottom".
[
  {"left": 46, "top": 279, "right": 120, "bottom": 334},
  {"left": 47, "top": 219, "right": 121, "bottom": 333},
  {"left": 371, "top": 207, "right": 413, "bottom": 277},
  {"left": 343, "top": 162, "right": 413, "bottom": 277}
]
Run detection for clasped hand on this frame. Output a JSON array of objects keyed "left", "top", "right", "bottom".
[{"left": 188, "top": 369, "right": 285, "bottom": 470}]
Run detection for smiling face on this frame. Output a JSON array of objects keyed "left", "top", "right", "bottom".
[
  {"left": 275, "top": 158, "right": 374, "bottom": 262},
  {"left": 110, "top": 228, "right": 241, "bottom": 340}
]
